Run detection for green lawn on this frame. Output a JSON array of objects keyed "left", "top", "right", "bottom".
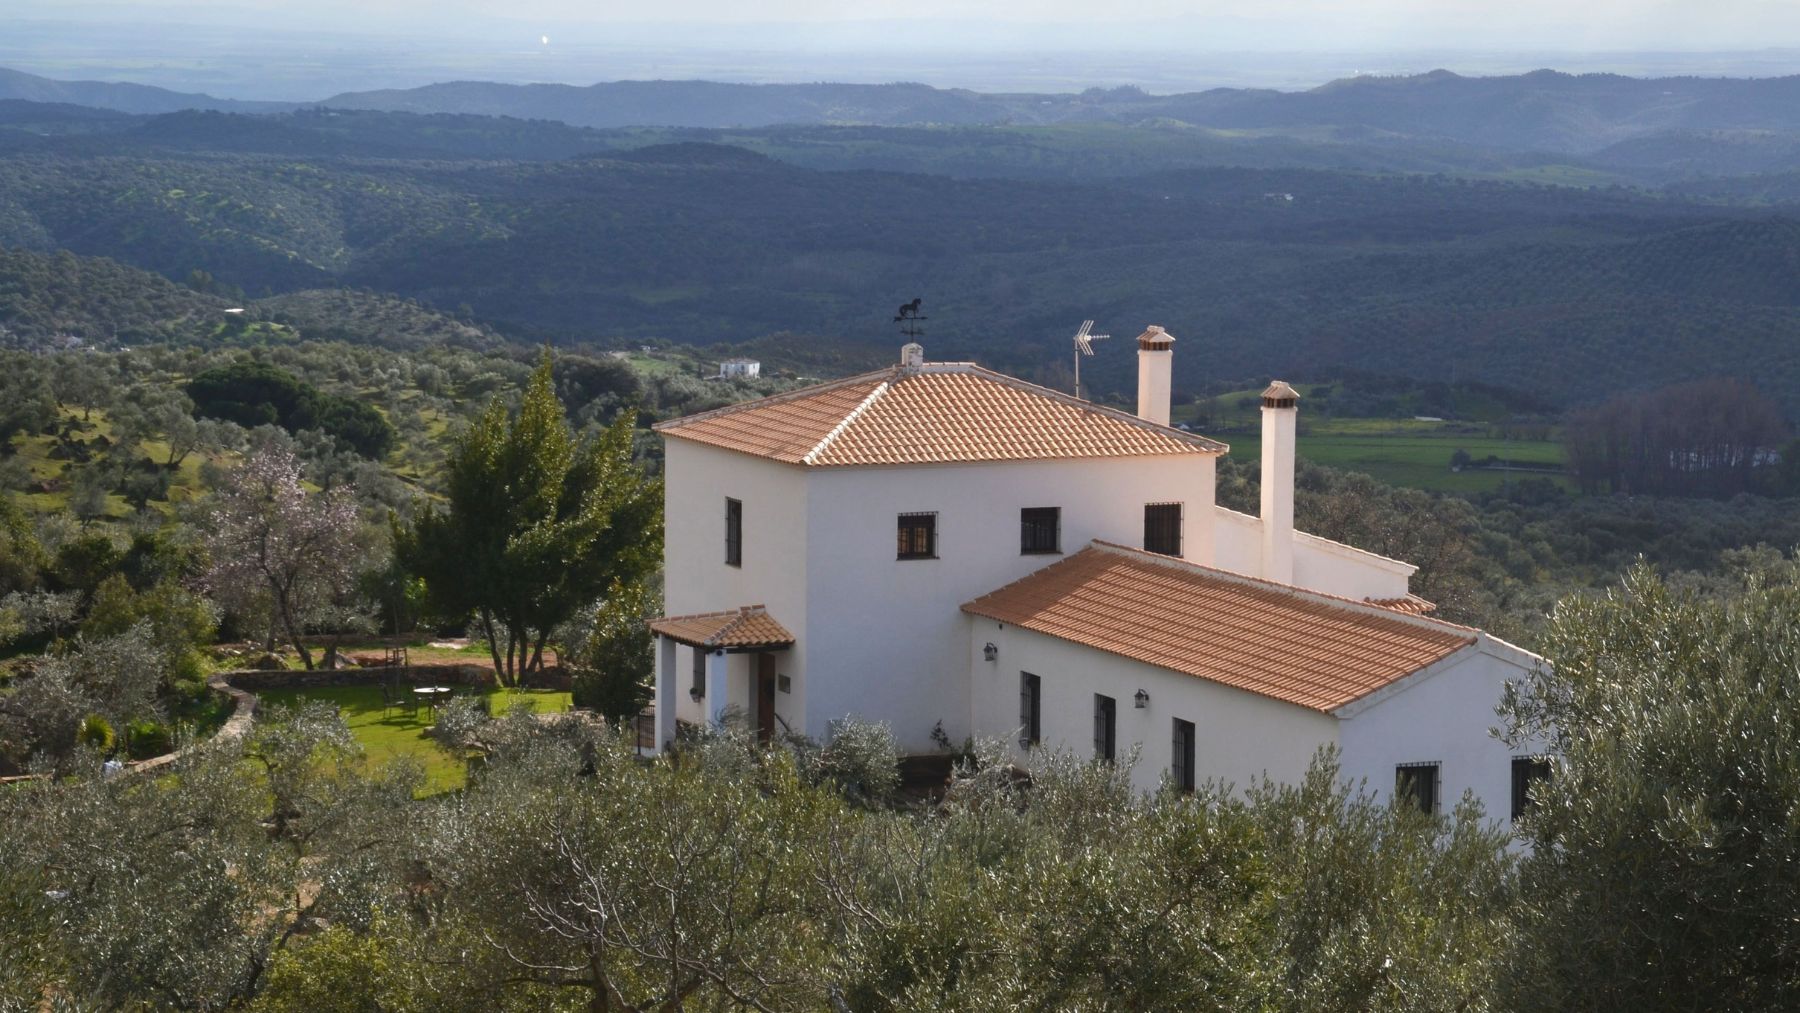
[{"left": 258, "top": 684, "right": 572, "bottom": 795}]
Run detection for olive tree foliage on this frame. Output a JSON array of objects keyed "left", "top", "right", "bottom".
[
  {"left": 566, "top": 580, "right": 658, "bottom": 725},
  {"left": 399, "top": 351, "right": 662, "bottom": 685},
  {"left": 0, "top": 703, "right": 421, "bottom": 1011},
  {"left": 0, "top": 624, "right": 165, "bottom": 773},
  {"left": 204, "top": 445, "right": 363, "bottom": 669},
  {"left": 1500, "top": 558, "right": 1800, "bottom": 1012},
  {"left": 820, "top": 747, "right": 1513, "bottom": 1013}
]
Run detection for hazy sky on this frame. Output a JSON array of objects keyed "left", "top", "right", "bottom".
[{"left": 34, "top": 0, "right": 1800, "bottom": 50}]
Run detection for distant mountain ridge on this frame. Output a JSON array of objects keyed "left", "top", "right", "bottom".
[
  {"left": 0, "top": 68, "right": 288, "bottom": 116},
  {"left": 13, "top": 65, "right": 1800, "bottom": 156}
]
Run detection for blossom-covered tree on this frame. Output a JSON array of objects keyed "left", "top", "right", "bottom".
[{"left": 206, "top": 446, "right": 361, "bottom": 670}]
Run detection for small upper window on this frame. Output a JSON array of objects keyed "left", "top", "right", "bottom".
[
  {"left": 1511, "top": 756, "right": 1552, "bottom": 821},
  {"left": 897, "top": 512, "right": 937, "bottom": 560},
  {"left": 1020, "top": 507, "right": 1061, "bottom": 555},
  {"left": 1144, "top": 502, "right": 1182, "bottom": 556},
  {"left": 1396, "top": 762, "right": 1440, "bottom": 815},
  {"left": 724, "top": 498, "right": 742, "bottom": 567}
]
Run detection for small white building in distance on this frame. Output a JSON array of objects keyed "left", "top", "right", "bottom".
[
  {"left": 717, "top": 358, "right": 761, "bottom": 379},
  {"left": 652, "top": 332, "right": 1546, "bottom": 824}
]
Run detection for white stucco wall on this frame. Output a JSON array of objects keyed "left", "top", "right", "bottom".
[
  {"left": 1335, "top": 637, "right": 1544, "bottom": 828},
  {"left": 1211, "top": 506, "right": 1413, "bottom": 601},
  {"left": 799, "top": 453, "right": 1216, "bottom": 749},
  {"left": 969, "top": 621, "right": 1340, "bottom": 794},
  {"left": 661, "top": 438, "right": 810, "bottom": 732}
]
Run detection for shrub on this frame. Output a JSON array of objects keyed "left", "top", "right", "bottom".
[
  {"left": 76, "top": 714, "right": 115, "bottom": 755},
  {"left": 125, "top": 719, "right": 173, "bottom": 760},
  {"left": 809, "top": 719, "right": 901, "bottom": 807}
]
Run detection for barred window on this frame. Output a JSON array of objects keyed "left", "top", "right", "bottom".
[
  {"left": 1396, "top": 762, "right": 1440, "bottom": 814},
  {"left": 724, "top": 498, "right": 742, "bottom": 567},
  {"left": 1144, "top": 502, "right": 1182, "bottom": 556},
  {"left": 897, "top": 512, "right": 937, "bottom": 560},
  {"left": 1020, "top": 507, "right": 1061, "bottom": 555}
]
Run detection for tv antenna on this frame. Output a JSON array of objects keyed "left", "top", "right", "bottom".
[
  {"left": 893, "top": 297, "right": 926, "bottom": 340},
  {"left": 1070, "top": 319, "right": 1110, "bottom": 400}
]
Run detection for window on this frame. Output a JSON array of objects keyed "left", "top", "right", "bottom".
[
  {"left": 724, "top": 497, "right": 742, "bottom": 567},
  {"left": 897, "top": 512, "right": 937, "bottom": 560},
  {"left": 1395, "top": 762, "right": 1440, "bottom": 814},
  {"left": 1172, "top": 718, "right": 1196, "bottom": 793},
  {"left": 1144, "top": 502, "right": 1182, "bottom": 556},
  {"left": 1511, "top": 756, "right": 1552, "bottom": 821},
  {"left": 690, "top": 646, "right": 707, "bottom": 699},
  {"left": 1020, "top": 506, "right": 1061, "bottom": 555},
  {"left": 1019, "top": 672, "right": 1042, "bottom": 747},
  {"left": 1093, "top": 693, "right": 1117, "bottom": 762}
]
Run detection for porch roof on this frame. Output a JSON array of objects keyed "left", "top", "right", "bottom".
[{"left": 651, "top": 605, "right": 795, "bottom": 652}]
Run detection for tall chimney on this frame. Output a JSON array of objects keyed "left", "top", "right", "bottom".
[
  {"left": 1135, "top": 326, "right": 1174, "bottom": 427},
  {"left": 1259, "top": 380, "right": 1299, "bottom": 585}
]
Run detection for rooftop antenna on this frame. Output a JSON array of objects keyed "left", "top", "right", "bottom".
[
  {"left": 1070, "top": 319, "right": 1110, "bottom": 400},
  {"left": 893, "top": 297, "right": 926, "bottom": 341}
]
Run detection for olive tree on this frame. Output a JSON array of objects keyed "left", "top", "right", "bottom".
[{"left": 1501, "top": 560, "right": 1800, "bottom": 1012}]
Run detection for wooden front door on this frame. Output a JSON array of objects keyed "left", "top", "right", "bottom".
[{"left": 755, "top": 653, "right": 777, "bottom": 743}]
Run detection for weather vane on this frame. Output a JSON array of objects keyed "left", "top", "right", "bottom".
[{"left": 893, "top": 297, "right": 926, "bottom": 341}]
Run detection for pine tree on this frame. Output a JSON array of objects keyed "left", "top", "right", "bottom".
[{"left": 400, "top": 350, "right": 661, "bottom": 685}]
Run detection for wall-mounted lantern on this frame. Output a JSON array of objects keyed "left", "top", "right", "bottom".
[
  {"left": 983, "top": 642, "right": 999, "bottom": 663},
  {"left": 1134, "top": 688, "right": 1150, "bottom": 709}
]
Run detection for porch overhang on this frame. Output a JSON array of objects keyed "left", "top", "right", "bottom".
[{"left": 650, "top": 605, "right": 795, "bottom": 653}]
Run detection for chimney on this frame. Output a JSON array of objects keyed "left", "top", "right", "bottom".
[
  {"left": 1135, "top": 326, "right": 1174, "bottom": 426},
  {"left": 900, "top": 342, "right": 925, "bottom": 368},
  {"left": 1259, "top": 380, "right": 1299, "bottom": 585}
]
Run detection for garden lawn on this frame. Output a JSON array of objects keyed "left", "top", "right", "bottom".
[{"left": 258, "top": 684, "right": 572, "bottom": 795}]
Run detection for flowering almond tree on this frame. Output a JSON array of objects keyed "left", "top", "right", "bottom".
[{"left": 206, "top": 446, "right": 361, "bottom": 670}]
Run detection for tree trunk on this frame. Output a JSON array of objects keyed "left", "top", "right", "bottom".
[
  {"left": 480, "top": 610, "right": 508, "bottom": 687},
  {"left": 274, "top": 589, "right": 315, "bottom": 670}
]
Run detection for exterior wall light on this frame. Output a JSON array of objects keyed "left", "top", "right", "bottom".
[
  {"left": 1134, "top": 689, "right": 1150, "bottom": 709},
  {"left": 983, "top": 642, "right": 998, "bottom": 662},
  {"left": 689, "top": 687, "right": 704, "bottom": 702}
]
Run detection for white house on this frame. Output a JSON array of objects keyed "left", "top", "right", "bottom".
[
  {"left": 717, "top": 358, "right": 761, "bottom": 379},
  {"left": 651, "top": 331, "right": 1547, "bottom": 824}
]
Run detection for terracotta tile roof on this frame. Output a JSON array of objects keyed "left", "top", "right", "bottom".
[
  {"left": 962, "top": 543, "right": 1476, "bottom": 712},
  {"left": 650, "top": 606, "right": 795, "bottom": 650},
  {"left": 1365, "top": 594, "right": 1439, "bottom": 615},
  {"left": 654, "top": 361, "right": 1226, "bottom": 467}
]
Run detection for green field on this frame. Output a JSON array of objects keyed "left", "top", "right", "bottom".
[
  {"left": 259, "top": 684, "right": 572, "bottom": 795},
  {"left": 1169, "top": 386, "right": 1571, "bottom": 494},
  {"left": 1216, "top": 430, "right": 1570, "bottom": 494}
]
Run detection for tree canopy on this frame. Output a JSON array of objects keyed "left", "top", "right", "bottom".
[{"left": 399, "top": 351, "right": 661, "bottom": 684}]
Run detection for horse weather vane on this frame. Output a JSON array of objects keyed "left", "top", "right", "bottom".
[
  {"left": 1070, "top": 319, "right": 1110, "bottom": 400},
  {"left": 894, "top": 297, "right": 926, "bottom": 340}
]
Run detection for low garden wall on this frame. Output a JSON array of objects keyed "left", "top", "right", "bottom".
[{"left": 222, "top": 663, "right": 572, "bottom": 692}]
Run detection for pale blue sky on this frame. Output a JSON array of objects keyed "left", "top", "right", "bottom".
[{"left": 34, "top": 0, "right": 1800, "bottom": 50}]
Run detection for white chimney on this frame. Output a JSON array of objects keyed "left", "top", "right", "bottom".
[
  {"left": 1259, "top": 380, "right": 1299, "bottom": 585},
  {"left": 1135, "top": 326, "right": 1174, "bottom": 426},
  {"left": 900, "top": 342, "right": 924, "bottom": 368}
]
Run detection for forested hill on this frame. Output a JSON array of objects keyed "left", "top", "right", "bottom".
[{"left": 3, "top": 123, "right": 1799, "bottom": 409}]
